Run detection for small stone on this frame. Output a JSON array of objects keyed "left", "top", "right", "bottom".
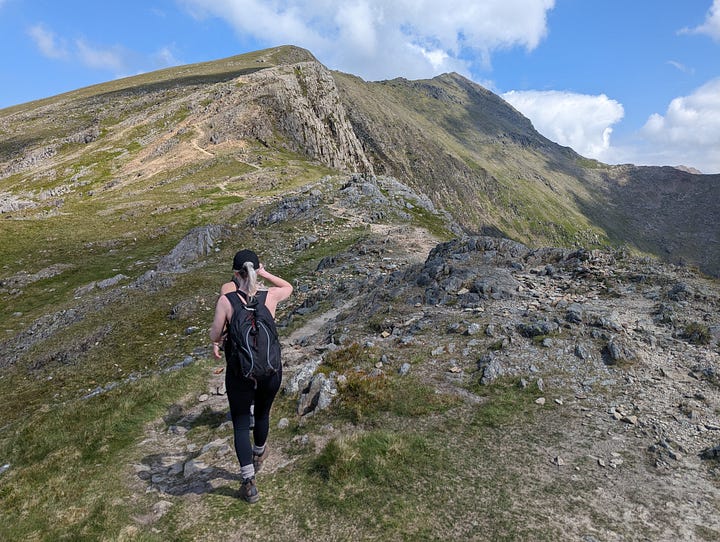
[
  {"left": 598, "top": 458, "right": 607, "bottom": 468},
  {"left": 278, "top": 418, "right": 290, "bottom": 429},
  {"left": 380, "top": 331, "right": 391, "bottom": 338},
  {"left": 554, "top": 398, "right": 564, "bottom": 405},
  {"left": 198, "top": 394, "right": 209, "bottom": 402},
  {"left": 553, "top": 456, "right": 565, "bottom": 466},
  {"left": 152, "top": 501, "right": 173, "bottom": 518},
  {"left": 535, "top": 397, "right": 546, "bottom": 405},
  {"left": 622, "top": 415, "right": 638, "bottom": 425}
]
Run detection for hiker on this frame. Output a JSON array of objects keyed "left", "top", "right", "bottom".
[
  {"left": 216, "top": 270, "right": 259, "bottom": 429},
  {"left": 210, "top": 249, "right": 293, "bottom": 503}
]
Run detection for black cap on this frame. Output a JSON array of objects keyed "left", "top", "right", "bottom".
[{"left": 232, "top": 249, "right": 260, "bottom": 271}]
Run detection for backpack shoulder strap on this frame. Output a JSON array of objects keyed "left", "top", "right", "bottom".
[{"left": 225, "top": 291, "right": 243, "bottom": 309}]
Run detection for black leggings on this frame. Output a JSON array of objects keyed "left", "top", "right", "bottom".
[{"left": 225, "top": 368, "right": 282, "bottom": 467}]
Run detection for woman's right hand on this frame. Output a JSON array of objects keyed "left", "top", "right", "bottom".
[{"left": 212, "top": 342, "right": 223, "bottom": 359}]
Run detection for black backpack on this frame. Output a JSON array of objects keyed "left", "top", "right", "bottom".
[{"left": 224, "top": 289, "right": 281, "bottom": 379}]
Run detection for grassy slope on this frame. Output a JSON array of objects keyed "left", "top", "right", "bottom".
[{"left": 332, "top": 71, "right": 612, "bottom": 249}]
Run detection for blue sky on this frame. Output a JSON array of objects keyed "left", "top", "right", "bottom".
[{"left": 1, "top": 1, "right": 719, "bottom": 173}]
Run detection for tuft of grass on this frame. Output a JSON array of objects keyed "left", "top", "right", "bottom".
[
  {"left": 319, "top": 344, "right": 457, "bottom": 423},
  {"left": 468, "top": 377, "right": 543, "bottom": 429},
  {"left": 313, "top": 430, "right": 434, "bottom": 483},
  {"left": 684, "top": 322, "right": 712, "bottom": 345}
]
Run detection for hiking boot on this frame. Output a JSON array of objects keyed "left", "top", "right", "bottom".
[
  {"left": 240, "top": 476, "right": 260, "bottom": 503},
  {"left": 253, "top": 448, "right": 268, "bottom": 473}
]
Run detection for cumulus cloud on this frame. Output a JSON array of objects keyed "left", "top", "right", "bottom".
[
  {"left": 680, "top": 0, "right": 720, "bottom": 41},
  {"left": 28, "top": 24, "right": 69, "bottom": 59},
  {"left": 502, "top": 90, "right": 624, "bottom": 160},
  {"left": 180, "top": 0, "right": 555, "bottom": 80},
  {"left": 639, "top": 78, "right": 720, "bottom": 173}
]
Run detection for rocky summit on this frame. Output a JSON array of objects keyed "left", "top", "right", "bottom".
[{"left": 0, "top": 46, "right": 719, "bottom": 540}]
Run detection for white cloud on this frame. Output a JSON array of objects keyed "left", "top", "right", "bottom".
[
  {"left": 75, "top": 39, "right": 126, "bottom": 71},
  {"left": 667, "top": 60, "right": 694, "bottom": 75},
  {"left": 502, "top": 90, "right": 624, "bottom": 160},
  {"left": 680, "top": 0, "right": 720, "bottom": 41},
  {"left": 27, "top": 23, "right": 182, "bottom": 77},
  {"left": 28, "top": 24, "right": 69, "bottom": 59},
  {"left": 180, "top": 0, "right": 555, "bottom": 80},
  {"left": 153, "top": 46, "right": 181, "bottom": 67},
  {"left": 638, "top": 78, "right": 720, "bottom": 173}
]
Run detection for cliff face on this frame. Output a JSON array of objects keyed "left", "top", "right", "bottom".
[{"left": 177, "top": 61, "right": 372, "bottom": 173}]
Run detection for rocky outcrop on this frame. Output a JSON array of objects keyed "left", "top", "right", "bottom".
[
  {"left": 157, "top": 225, "right": 229, "bottom": 273},
  {"left": 197, "top": 61, "right": 373, "bottom": 173}
]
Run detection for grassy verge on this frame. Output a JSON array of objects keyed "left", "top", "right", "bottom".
[{"left": 0, "top": 360, "right": 212, "bottom": 541}]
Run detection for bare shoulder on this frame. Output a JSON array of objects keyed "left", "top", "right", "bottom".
[{"left": 220, "top": 281, "right": 235, "bottom": 295}]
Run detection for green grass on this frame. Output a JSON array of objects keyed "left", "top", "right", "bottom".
[{"left": 0, "top": 361, "right": 212, "bottom": 541}]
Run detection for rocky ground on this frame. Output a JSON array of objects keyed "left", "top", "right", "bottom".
[{"left": 126, "top": 175, "right": 720, "bottom": 540}]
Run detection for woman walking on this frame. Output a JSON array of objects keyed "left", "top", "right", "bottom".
[{"left": 210, "top": 249, "right": 293, "bottom": 502}]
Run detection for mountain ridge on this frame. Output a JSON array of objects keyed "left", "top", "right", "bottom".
[{"left": 1, "top": 45, "right": 719, "bottom": 540}]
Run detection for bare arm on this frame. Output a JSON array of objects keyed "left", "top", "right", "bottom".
[
  {"left": 257, "top": 264, "right": 293, "bottom": 317},
  {"left": 210, "top": 296, "right": 231, "bottom": 359}
]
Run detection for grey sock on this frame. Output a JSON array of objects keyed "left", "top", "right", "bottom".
[
  {"left": 253, "top": 444, "right": 266, "bottom": 455},
  {"left": 241, "top": 464, "right": 255, "bottom": 480}
]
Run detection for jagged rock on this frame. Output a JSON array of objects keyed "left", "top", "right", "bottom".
[
  {"left": 566, "top": 303, "right": 584, "bottom": 324},
  {"left": 603, "top": 336, "right": 639, "bottom": 365},
  {"left": 478, "top": 353, "right": 504, "bottom": 384},
  {"left": 517, "top": 319, "right": 560, "bottom": 338},
  {"left": 297, "top": 372, "right": 337, "bottom": 416},
  {"left": 668, "top": 282, "right": 694, "bottom": 301},
  {"left": 574, "top": 344, "right": 592, "bottom": 360},
  {"left": 284, "top": 358, "right": 322, "bottom": 395},
  {"left": 471, "top": 268, "right": 520, "bottom": 300},
  {"left": 294, "top": 235, "right": 318, "bottom": 250},
  {"left": 157, "top": 225, "right": 228, "bottom": 273},
  {"left": 74, "top": 274, "right": 127, "bottom": 297},
  {"left": 699, "top": 444, "right": 720, "bottom": 460},
  {"left": 590, "top": 312, "right": 624, "bottom": 332}
]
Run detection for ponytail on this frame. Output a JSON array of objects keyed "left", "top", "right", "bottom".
[{"left": 234, "top": 261, "right": 258, "bottom": 297}]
